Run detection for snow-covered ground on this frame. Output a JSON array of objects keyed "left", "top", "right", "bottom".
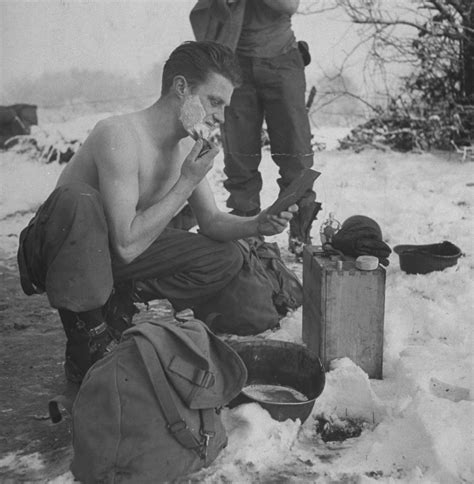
[{"left": 0, "top": 115, "right": 472, "bottom": 483}]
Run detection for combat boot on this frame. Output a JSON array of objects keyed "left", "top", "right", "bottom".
[
  {"left": 103, "top": 283, "right": 139, "bottom": 340},
  {"left": 59, "top": 309, "right": 118, "bottom": 383}
]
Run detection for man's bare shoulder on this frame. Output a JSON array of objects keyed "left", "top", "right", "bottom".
[
  {"left": 92, "top": 113, "right": 139, "bottom": 145},
  {"left": 76, "top": 114, "right": 140, "bottom": 180},
  {"left": 88, "top": 114, "right": 141, "bottom": 161}
]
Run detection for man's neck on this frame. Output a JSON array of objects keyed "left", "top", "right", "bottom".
[{"left": 142, "top": 96, "right": 189, "bottom": 148}]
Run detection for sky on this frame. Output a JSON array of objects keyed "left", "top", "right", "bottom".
[
  {"left": 0, "top": 0, "right": 370, "bottom": 100},
  {"left": 1, "top": 0, "right": 196, "bottom": 85}
]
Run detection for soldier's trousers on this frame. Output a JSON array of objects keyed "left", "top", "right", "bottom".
[
  {"left": 221, "top": 47, "right": 314, "bottom": 214},
  {"left": 17, "top": 182, "right": 244, "bottom": 314}
]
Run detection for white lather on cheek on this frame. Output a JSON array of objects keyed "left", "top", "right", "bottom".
[{"left": 179, "top": 95, "right": 208, "bottom": 137}]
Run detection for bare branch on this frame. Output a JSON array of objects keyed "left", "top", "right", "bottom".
[
  {"left": 427, "top": 0, "right": 459, "bottom": 22},
  {"left": 339, "top": 91, "right": 380, "bottom": 112},
  {"left": 351, "top": 17, "right": 464, "bottom": 40},
  {"left": 435, "top": 0, "right": 470, "bottom": 23},
  {"left": 298, "top": 3, "right": 339, "bottom": 15}
]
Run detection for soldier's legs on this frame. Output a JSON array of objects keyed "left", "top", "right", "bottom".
[
  {"left": 257, "top": 48, "right": 314, "bottom": 192},
  {"left": 222, "top": 56, "right": 265, "bottom": 215},
  {"left": 18, "top": 183, "right": 117, "bottom": 381},
  {"left": 113, "top": 228, "right": 244, "bottom": 312},
  {"left": 257, "top": 49, "right": 321, "bottom": 251},
  {"left": 19, "top": 183, "right": 244, "bottom": 381}
]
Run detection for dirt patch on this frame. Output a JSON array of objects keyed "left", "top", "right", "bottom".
[
  {"left": 315, "top": 417, "right": 368, "bottom": 443},
  {"left": 0, "top": 258, "right": 74, "bottom": 480}
]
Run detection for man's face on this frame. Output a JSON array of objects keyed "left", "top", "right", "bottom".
[
  {"left": 193, "top": 72, "right": 234, "bottom": 127},
  {"left": 179, "top": 72, "right": 234, "bottom": 138}
]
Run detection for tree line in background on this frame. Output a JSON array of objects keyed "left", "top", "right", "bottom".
[
  {"left": 2, "top": 63, "right": 165, "bottom": 120},
  {"left": 304, "top": 0, "right": 473, "bottom": 152}
]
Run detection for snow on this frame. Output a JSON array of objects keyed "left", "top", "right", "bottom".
[{"left": 0, "top": 114, "right": 472, "bottom": 483}]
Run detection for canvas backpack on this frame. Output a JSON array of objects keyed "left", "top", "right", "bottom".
[
  {"left": 70, "top": 318, "right": 247, "bottom": 484},
  {"left": 194, "top": 239, "right": 303, "bottom": 336}
]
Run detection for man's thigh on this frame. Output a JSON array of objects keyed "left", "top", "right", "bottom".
[
  {"left": 112, "top": 228, "right": 242, "bottom": 286},
  {"left": 257, "top": 49, "right": 313, "bottom": 168},
  {"left": 222, "top": 56, "right": 264, "bottom": 160}
]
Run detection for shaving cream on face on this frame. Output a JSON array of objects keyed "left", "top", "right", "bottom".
[{"left": 179, "top": 94, "right": 210, "bottom": 139}]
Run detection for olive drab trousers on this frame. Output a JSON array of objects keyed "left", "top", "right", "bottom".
[
  {"left": 17, "top": 183, "right": 244, "bottom": 314},
  {"left": 221, "top": 48, "right": 314, "bottom": 215}
]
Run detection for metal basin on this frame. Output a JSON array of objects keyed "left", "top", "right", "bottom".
[{"left": 228, "top": 340, "right": 325, "bottom": 423}]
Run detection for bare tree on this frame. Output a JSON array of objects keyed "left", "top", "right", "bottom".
[
  {"left": 331, "top": 0, "right": 473, "bottom": 102},
  {"left": 301, "top": 0, "right": 473, "bottom": 148}
]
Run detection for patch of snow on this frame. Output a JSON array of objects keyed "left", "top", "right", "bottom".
[
  {"left": 0, "top": 152, "right": 63, "bottom": 221},
  {"left": 312, "top": 126, "right": 353, "bottom": 151},
  {"left": 315, "top": 358, "right": 387, "bottom": 423},
  {"left": 0, "top": 451, "right": 44, "bottom": 471}
]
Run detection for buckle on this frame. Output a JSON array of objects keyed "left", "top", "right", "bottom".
[
  {"left": 201, "top": 430, "right": 214, "bottom": 446},
  {"left": 168, "top": 420, "right": 188, "bottom": 435},
  {"left": 104, "top": 338, "right": 118, "bottom": 353},
  {"left": 197, "top": 370, "right": 215, "bottom": 388},
  {"left": 88, "top": 322, "right": 108, "bottom": 337},
  {"left": 198, "top": 430, "right": 215, "bottom": 460}
]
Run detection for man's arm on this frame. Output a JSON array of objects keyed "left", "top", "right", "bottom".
[
  {"left": 94, "top": 121, "right": 216, "bottom": 263},
  {"left": 262, "top": 0, "right": 299, "bottom": 15},
  {"left": 189, "top": 178, "right": 295, "bottom": 241}
]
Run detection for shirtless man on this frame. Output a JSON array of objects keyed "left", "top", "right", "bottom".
[{"left": 17, "top": 41, "right": 296, "bottom": 382}]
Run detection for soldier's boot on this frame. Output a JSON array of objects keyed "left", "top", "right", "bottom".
[
  {"left": 103, "top": 282, "right": 139, "bottom": 341},
  {"left": 59, "top": 309, "right": 118, "bottom": 384}
]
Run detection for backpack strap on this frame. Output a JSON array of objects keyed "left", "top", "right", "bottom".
[
  {"left": 134, "top": 335, "right": 211, "bottom": 459},
  {"left": 199, "top": 408, "right": 217, "bottom": 460}
]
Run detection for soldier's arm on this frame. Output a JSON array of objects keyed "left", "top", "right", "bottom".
[
  {"left": 93, "top": 121, "right": 215, "bottom": 263},
  {"left": 190, "top": 178, "right": 295, "bottom": 241}
]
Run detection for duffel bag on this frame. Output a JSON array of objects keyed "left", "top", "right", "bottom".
[{"left": 70, "top": 317, "right": 247, "bottom": 483}]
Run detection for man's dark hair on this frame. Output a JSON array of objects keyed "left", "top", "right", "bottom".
[{"left": 161, "top": 41, "right": 241, "bottom": 95}]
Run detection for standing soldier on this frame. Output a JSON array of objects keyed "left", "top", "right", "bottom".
[{"left": 190, "top": 0, "right": 321, "bottom": 255}]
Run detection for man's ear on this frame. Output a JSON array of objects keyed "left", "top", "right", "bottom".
[{"left": 172, "top": 75, "right": 189, "bottom": 98}]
